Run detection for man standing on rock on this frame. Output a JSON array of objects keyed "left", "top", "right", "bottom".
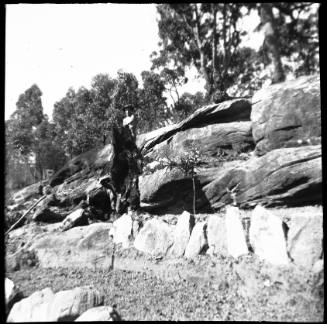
[{"left": 101, "top": 104, "right": 142, "bottom": 218}]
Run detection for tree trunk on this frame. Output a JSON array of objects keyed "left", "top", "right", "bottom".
[
  {"left": 192, "top": 176, "right": 196, "bottom": 216},
  {"left": 212, "top": 4, "right": 218, "bottom": 88},
  {"left": 193, "top": 4, "right": 214, "bottom": 96},
  {"left": 260, "top": 3, "right": 285, "bottom": 84}
]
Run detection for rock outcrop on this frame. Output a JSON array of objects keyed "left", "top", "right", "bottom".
[
  {"left": 29, "top": 223, "right": 112, "bottom": 269},
  {"left": 140, "top": 145, "right": 322, "bottom": 212},
  {"left": 144, "top": 121, "right": 254, "bottom": 163},
  {"left": 251, "top": 75, "right": 321, "bottom": 156},
  {"left": 140, "top": 99, "right": 252, "bottom": 152}
]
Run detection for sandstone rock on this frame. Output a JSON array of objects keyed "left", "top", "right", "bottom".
[
  {"left": 206, "top": 214, "right": 227, "bottom": 256},
  {"left": 184, "top": 221, "right": 208, "bottom": 259},
  {"left": 140, "top": 145, "right": 322, "bottom": 212},
  {"left": 145, "top": 121, "right": 254, "bottom": 163},
  {"left": 168, "top": 211, "right": 195, "bottom": 258},
  {"left": 7, "top": 287, "right": 55, "bottom": 322},
  {"left": 134, "top": 218, "right": 174, "bottom": 257},
  {"left": 109, "top": 213, "right": 133, "bottom": 249},
  {"left": 7, "top": 286, "right": 103, "bottom": 322},
  {"left": 29, "top": 223, "right": 112, "bottom": 269},
  {"left": 249, "top": 205, "right": 289, "bottom": 265},
  {"left": 142, "top": 98, "right": 251, "bottom": 152},
  {"left": 60, "top": 208, "right": 88, "bottom": 231},
  {"left": 251, "top": 75, "right": 321, "bottom": 156},
  {"left": 137, "top": 124, "right": 176, "bottom": 150},
  {"left": 287, "top": 213, "right": 323, "bottom": 269},
  {"left": 75, "top": 305, "right": 122, "bottom": 321},
  {"left": 47, "top": 286, "right": 103, "bottom": 321},
  {"left": 225, "top": 206, "right": 248, "bottom": 258},
  {"left": 5, "top": 278, "right": 16, "bottom": 308},
  {"left": 205, "top": 145, "right": 322, "bottom": 209}
]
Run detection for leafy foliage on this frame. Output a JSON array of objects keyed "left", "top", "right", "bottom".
[
  {"left": 173, "top": 92, "right": 208, "bottom": 122},
  {"left": 137, "top": 71, "right": 170, "bottom": 133},
  {"left": 152, "top": 4, "right": 248, "bottom": 96}
]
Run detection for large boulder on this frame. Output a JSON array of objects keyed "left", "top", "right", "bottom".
[
  {"left": 251, "top": 75, "right": 321, "bottom": 156},
  {"left": 168, "top": 211, "right": 195, "bottom": 258},
  {"left": 47, "top": 286, "right": 103, "bottom": 321},
  {"left": 133, "top": 218, "right": 174, "bottom": 257},
  {"left": 249, "top": 205, "right": 289, "bottom": 265},
  {"left": 28, "top": 223, "right": 112, "bottom": 269},
  {"left": 287, "top": 212, "right": 323, "bottom": 269},
  {"left": 7, "top": 287, "right": 55, "bottom": 322},
  {"left": 7, "top": 286, "right": 103, "bottom": 322},
  {"left": 140, "top": 145, "right": 322, "bottom": 212},
  {"left": 75, "top": 305, "right": 122, "bottom": 321},
  {"left": 184, "top": 221, "right": 208, "bottom": 259}
]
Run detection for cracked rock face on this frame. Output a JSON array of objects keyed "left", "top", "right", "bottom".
[{"left": 251, "top": 74, "right": 321, "bottom": 156}]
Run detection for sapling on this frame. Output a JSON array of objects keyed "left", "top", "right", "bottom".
[{"left": 159, "top": 144, "right": 201, "bottom": 216}]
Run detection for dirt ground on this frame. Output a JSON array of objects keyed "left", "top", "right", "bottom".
[{"left": 6, "top": 252, "right": 324, "bottom": 321}]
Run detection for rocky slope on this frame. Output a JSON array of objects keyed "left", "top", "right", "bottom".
[{"left": 5, "top": 74, "right": 323, "bottom": 322}]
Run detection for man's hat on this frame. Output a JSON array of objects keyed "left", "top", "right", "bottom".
[{"left": 123, "top": 104, "right": 134, "bottom": 112}]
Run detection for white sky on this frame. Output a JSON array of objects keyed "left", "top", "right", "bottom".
[{"left": 5, "top": 4, "right": 262, "bottom": 121}]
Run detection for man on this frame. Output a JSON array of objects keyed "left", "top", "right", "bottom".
[
  {"left": 102, "top": 108, "right": 142, "bottom": 216},
  {"left": 123, "top": 104, "right": 137, "bottom": 139}
]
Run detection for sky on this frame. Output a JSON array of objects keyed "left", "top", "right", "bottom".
[{"left": 5, "top": 4, "right": 262, "bottom": 121}]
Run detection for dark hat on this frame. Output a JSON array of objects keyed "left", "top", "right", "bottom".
[{"left": 123, "top": 104, "right": 134, "bottom": 111}]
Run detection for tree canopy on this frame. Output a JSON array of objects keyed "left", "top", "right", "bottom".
[{"left": 5, "top": 3, "right": 320, "bottom": 190}]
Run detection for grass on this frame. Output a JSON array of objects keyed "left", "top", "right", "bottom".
[{"left": 6, "top": 253, "right": 324, "bottom": 322}]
